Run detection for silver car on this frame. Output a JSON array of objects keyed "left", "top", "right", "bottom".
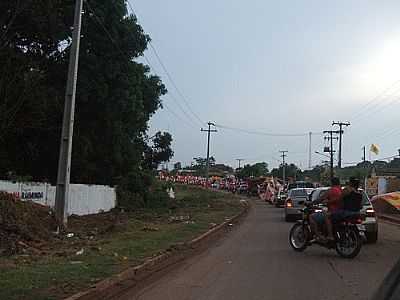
[
  {"left": 284, "top": 188, "right": 314, "bottom": 222},
  {"left": 310, "top": 187, "right": 378, "bottom": 243}
]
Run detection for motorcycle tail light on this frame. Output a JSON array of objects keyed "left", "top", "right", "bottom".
[
  {"left": 366, "top": 208, "right": 375, "bottom": 218},
  {"left": 286, "top": 199, "right": 293, "bottom": 208}
]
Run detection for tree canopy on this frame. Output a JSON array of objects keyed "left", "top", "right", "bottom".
[
  {"left": 0, "top": 0, "right": 173, "bottom": 187},
  {"left": 237, "top": 162, "right": 269, "bottom": 178}
]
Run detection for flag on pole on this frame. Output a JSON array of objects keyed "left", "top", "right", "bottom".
[{"left": 370, "top": 144, "right": 380, "bottom": 155}]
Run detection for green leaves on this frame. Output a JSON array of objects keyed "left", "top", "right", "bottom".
[{"left": 0, "top": 0, "right": 172, "bottom": 193}]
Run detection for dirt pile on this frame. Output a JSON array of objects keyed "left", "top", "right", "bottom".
[{"left": 0, "top": 192, "right": 57, "bottom": 256}]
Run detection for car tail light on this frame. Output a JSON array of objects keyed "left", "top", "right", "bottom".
[
  {"left": 366, "top": 208, "right": 375, "bottom": 218},
  {"left": 286, "top": 199, "right": 293, "bottom": 208}
]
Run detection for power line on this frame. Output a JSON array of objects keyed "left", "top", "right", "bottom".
[
  {"left": 126, "top": 1, "right": 205, "bottom": 127},
  {"left": 214, "top": 123, "right": 321, "bottom": 137},
  {"left": 86, "top": 1, "right": 200, "bottom": 129},
  {"left": 349, "top": 79, "right": 400, "bottom": 122},
  {"left": 162, "top": 102, "right": 196, "bottom": 129},
  {"left": 147, "top": 42, "right": 205, "bottom": 126}
]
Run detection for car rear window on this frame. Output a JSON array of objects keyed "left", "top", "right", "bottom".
[
  {"left": 288, "top": 182, "right": 314, "bottom": 190},
  {"left": 290, "top": 189, "right": 308, "bottom": 197}
]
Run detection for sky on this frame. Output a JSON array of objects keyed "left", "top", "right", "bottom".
[{"left": 130, "top": 0, "right": 400, "bottom": 170}]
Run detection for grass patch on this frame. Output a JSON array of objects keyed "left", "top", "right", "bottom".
[{"left": 0, "top": 184, "right": 244, "bottom": 300}]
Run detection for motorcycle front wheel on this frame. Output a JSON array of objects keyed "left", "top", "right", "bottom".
[
  {"left": 289, "top": 223, "right": 309, "bottom": 252},
  {"left": 335, "top": 226, "right": 362, "bottom": 259}
]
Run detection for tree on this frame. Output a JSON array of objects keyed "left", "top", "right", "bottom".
[
  {"left": 0, "top": 0, "right": 170, "bottom": 195},
  {"left": 237, "top": 162, "right": 269, "bottom": 178},
  {"left": 144, "top": 132, "right": 174, "bottom": 170},
  {"left": 271, "top": 163, "right": 302, "bottom": 181}
]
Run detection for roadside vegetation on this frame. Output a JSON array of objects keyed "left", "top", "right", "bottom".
[{"left": 0, "top": 184, "right": 245, "bottom": 300}]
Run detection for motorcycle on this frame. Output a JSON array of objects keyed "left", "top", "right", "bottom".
[{"left": 289, "top": 201, "right": 364, "bottom": 259}]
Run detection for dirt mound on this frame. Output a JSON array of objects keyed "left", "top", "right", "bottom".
[{"left": 0, "top": 192, "right": 57, "bottom": 256}]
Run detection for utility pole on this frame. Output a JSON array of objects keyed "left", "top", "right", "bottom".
[
  {"left": 55, "top": 0, "right": 83, "bottom": 227},
  {"left": 279, "top": 151, "right": 288, "bottom": 185},
  {"left": 201, "top": 122, "right": 217, "bottom": 182},
  {"left": 323, "top": 130, "right": 340, "bottom": 182},
  {"left": 236, "top": 159, "right": 245, "bottom": 170},
  {"left": 332, "top": 121, "right": 350, "bottom": 168},
  {"left": 363, "top": 146, "right": 366, "bottom": 163},
  {"left": 362, "top": 146, "right": 367, "bottom": 191},
  {"left": 308, "top": 132, "right": 312, "bottom": 169}
]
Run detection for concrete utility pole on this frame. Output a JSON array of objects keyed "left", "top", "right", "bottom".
[
  {"left": 236, "top": 159, "right": 245, "bottom": 170},
  {"left": 323, "top": 130, "right": 340, "bottom": 182},
  {"left": 55, "top": 0, "right": 83, "bottom": 227},
  {"left": 363, "top": 146, "right": 366, "bottom": 163},
  {"left": 201, "top": 122, "right": 217, "bottom": 181},
  {"left": 279, "top": 151, "right": 288, "bottom": 185},
  {"left": 332, "top": 121, "right": 350, "bottom": 168},
  {"left": 308, "top": 132, "right": 312, "bottom": 169}
]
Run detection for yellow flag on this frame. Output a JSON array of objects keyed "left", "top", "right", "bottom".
[{"left": 370, "top": 144, "right": 380, "bottom": 155}]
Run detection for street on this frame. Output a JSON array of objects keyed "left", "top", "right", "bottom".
[{"left": 119, "top": 199, "right": 400, "bottom": 300}]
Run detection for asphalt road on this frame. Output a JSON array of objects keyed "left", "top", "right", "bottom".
[{"left": 120, "top": 199, "right": 400, "bottom": 300}]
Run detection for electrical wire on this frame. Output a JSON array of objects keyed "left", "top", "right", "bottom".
[
  {"left": 86, "top": 1, "right": 200, "bottom": 129},
  {"left": 349, "top": 79, "right": 400, "bottom": 122},
  {"left": 214, "top": 123, "right": 322, "bottom": 137},
  {"left": 126, "top": 1, "right": 205, "bottom": 127},
  {"left": 142, "top": 54, "right": 201, "bottom": 127}
]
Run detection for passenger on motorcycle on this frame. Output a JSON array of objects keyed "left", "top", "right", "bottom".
[
  {"left": 331, "top": 177, "right": 363, "bottom": 223},
  {"left": 309, "top": 177, "right": 342, "bottom": 241}
]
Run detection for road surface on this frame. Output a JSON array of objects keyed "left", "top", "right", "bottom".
[{"left": 119, "top": 199, "right": 400, "bottom": 300}]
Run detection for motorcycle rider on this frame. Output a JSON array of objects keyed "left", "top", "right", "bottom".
[
  {"left": 310, "top": 177, "right": 342, "bottom": 241},
  {"left": 331, "top": 177, "right": 363, "bottom": 222}
]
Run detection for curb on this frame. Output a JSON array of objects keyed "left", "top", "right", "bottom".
[
  {"left": 65, "top": 200, "right": 250, "bottom": 300},
  {"left": 377, "top": 213, "right": 400, "bottom": 226}
]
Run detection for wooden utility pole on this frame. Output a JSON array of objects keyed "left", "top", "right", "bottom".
[
  {"left": 201, "top": 122, "right": 217, "bottom": 181},
  {"left": 236, "top": 158, "right": 245, "bottom": 170},
  {"left": 55, "top": 0, "right": 83, "bottom": 227},
  {"left": 308, "top": 132, "right": 312, "bottom": 169},
  {"left": 323, "top": 130, "right": 340, "bottom": 182},
  {"left": 332, "top": 121, "right": 350, "bottom": 168},
  {"left": 279, "top": 151, "right": 288, "bottom": 185}
]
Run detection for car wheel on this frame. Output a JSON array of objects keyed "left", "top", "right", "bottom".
[{"left": 365, "top": 231, "right": 378, "bottom": 244}]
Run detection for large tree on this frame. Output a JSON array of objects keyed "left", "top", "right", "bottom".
[{"left": 0, "top": 0, "right": 170, "bottom": 187}]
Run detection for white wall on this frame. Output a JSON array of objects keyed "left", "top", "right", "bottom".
[{"left": 0, "top": 180, "right": 116, "bottom": 216}]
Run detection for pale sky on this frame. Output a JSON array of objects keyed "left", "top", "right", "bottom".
[{"left": 131, "top": 0, "right": 400, "bottom": 169}]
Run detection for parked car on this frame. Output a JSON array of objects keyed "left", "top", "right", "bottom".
[
  {"left": 310, "top": 187, "right": 378, "bottom": 243},
  {"left": 284, "top": 188, "right": 314, "bottom": 221},
  {"left": 275, "top": 190, "right": 287, "bottom": 207}
]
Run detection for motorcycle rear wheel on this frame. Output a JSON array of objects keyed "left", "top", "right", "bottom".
[
  {"left": 289, "top": 223, "right": 309, "bottom": 252},
  {"left": 335, "top": 227, "right": 362, "bottom": 259}
]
